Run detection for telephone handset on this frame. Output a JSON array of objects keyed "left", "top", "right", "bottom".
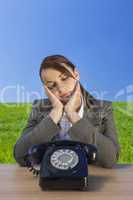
[{"left": 25, "top": 140, "right": 98, "bottom": 190}]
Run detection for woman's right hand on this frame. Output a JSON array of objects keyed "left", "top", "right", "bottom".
[{"left": 44, "top": 85, "right": 63, "bottom": 124}]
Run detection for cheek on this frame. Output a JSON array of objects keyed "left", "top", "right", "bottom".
[
  {"left": 51, "top": 91, "right": 62, "bottom": 100},
  {"left": 52, "top": 91, "right": 59, "bottom": 98},
  {"left": 50, "top": 79, "right": 77, "bottom": 98},
  {"left": 60, "top": 79, "right": 77, "bottom": 96},
  {"left": 64, "top": 79, "right": 76, "bottom": 91},
  {"left": 69, "top": 79, "right": 77, "bottom": 91}
]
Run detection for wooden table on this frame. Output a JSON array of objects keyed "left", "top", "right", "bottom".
[{"left": 0, "top": 164, "right": 133, "bottom": 200}]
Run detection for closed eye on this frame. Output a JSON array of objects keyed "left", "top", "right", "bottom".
[
  {"left": 47, "top": 83, "right": 56, "bottom": 90},
  {"left": 47, "top": 75, "right": 70, "bottom": 90}
]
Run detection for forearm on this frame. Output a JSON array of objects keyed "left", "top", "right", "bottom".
[
  {"left": 49, "top": 107, "right": 63, "bottom": 124},
  {"left": 68, "top": 117, "right": 120, "bottom": 168},
  {"left": 14, "top": 115, "right": 60, "bottom": 166},
  {"left": 94, "top": 132, "right": 120, "bottom": 168}
]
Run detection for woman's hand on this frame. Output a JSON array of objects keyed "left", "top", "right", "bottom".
[
  {"left": 44, "top": 85, "right": 63, "bottom": 124},
  {"left": 64, "top": 81, "right": 81, "bottom": 113},
  {"left": 64, "top": 81, "right": 82, "bottom": 123},
  {"left": 44, "top": 85, "right": 63, "bottom": 110}
]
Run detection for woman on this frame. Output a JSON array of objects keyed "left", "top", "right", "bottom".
[{"left": 13, "top": 54, "right": 120, "bottom": 168}]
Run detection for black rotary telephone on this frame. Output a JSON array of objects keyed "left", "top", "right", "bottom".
[{"left": 25, "top": 140, "right": 98, "bottom": 191}]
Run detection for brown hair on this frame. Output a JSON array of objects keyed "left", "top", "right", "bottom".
[{"left": 39, "top": 54, "right": 76, "bottom": 81}]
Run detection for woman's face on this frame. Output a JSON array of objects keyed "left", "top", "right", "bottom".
[{"left": 41, "top": 66, "right": 80, "bottom": 104}]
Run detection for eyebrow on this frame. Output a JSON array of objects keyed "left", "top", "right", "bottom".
[{"left": 45, "top": 72, "right": 67, "bottom": 84}]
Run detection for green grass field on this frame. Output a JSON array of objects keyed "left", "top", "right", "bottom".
[{"left": 0, "top": 102, "right": 133, "bottom": 164}]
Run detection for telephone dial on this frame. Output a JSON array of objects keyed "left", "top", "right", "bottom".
[{"left": 25, "top": 140, "right": 98, "bottom": 190}]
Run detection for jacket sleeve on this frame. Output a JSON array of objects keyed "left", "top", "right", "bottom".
[
  {"left": 13, "top": 100, "right": 60, "bottom": 167},
  {"left": 67, "top": 101, "right": 121, "bottom": 168}
]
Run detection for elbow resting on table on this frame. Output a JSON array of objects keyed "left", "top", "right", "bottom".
[
  {"left": 101, "top": 149, "right": 120, "bottom": 169},
  {"left": 13, "top": 144, "right": 28, "bottom": 167}
]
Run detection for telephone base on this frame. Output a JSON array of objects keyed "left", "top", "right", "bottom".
[{"left": 39, "top": 176, "right": 89, "bottom": 191}]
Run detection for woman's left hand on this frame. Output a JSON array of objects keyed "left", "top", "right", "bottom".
[{"left": 64, "top": 81, "right": 81, "bottom": 122}]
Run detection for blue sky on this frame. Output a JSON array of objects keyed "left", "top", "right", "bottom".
[{"left": 0, "top": 0, "right": 133, "bottom": 102}]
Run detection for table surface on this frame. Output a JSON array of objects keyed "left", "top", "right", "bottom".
[{"left": 0, "top": 164, "right": 133, "bottom": 200}]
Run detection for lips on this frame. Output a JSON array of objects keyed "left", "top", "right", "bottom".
[
  {"left": 60, "top": 92, "right": 72, "bottom": 101},
  {"left": 60, "top": 91, "right": 72, "bottom": 98}
]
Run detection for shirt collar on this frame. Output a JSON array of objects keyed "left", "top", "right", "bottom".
[{"left": 78, "top": 94, "right": 84, "bottom": 118}]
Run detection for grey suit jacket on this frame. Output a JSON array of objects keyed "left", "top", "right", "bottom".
[{"left": 13, "top": 85, "right": 120, "bottom": 168}]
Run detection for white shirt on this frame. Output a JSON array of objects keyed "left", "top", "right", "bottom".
[
  {"left": 57, "top": 95, "right": 84, "bottom": 140},
  {"left": 62, "top": 94, "right": 84, "bottom": 127}
]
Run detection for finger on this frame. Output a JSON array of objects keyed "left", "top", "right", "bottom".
[
  {"left": 44, "top": 85, "right": 54, "bottom": 96},
  {"left": 68, "top": 81, "right": 78, "bottom": 100},
  {"left": 44, "top": 85, "right": 50, "bottom": 92},
  {"left": 44, "top": 85, "right": 63, "bottom": 106},
  {"left": 44, "top": 85, "right": 51, "bottom": 97},
  {"left": 44, "top": 85, "right": 57, "bottom": 102}
]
